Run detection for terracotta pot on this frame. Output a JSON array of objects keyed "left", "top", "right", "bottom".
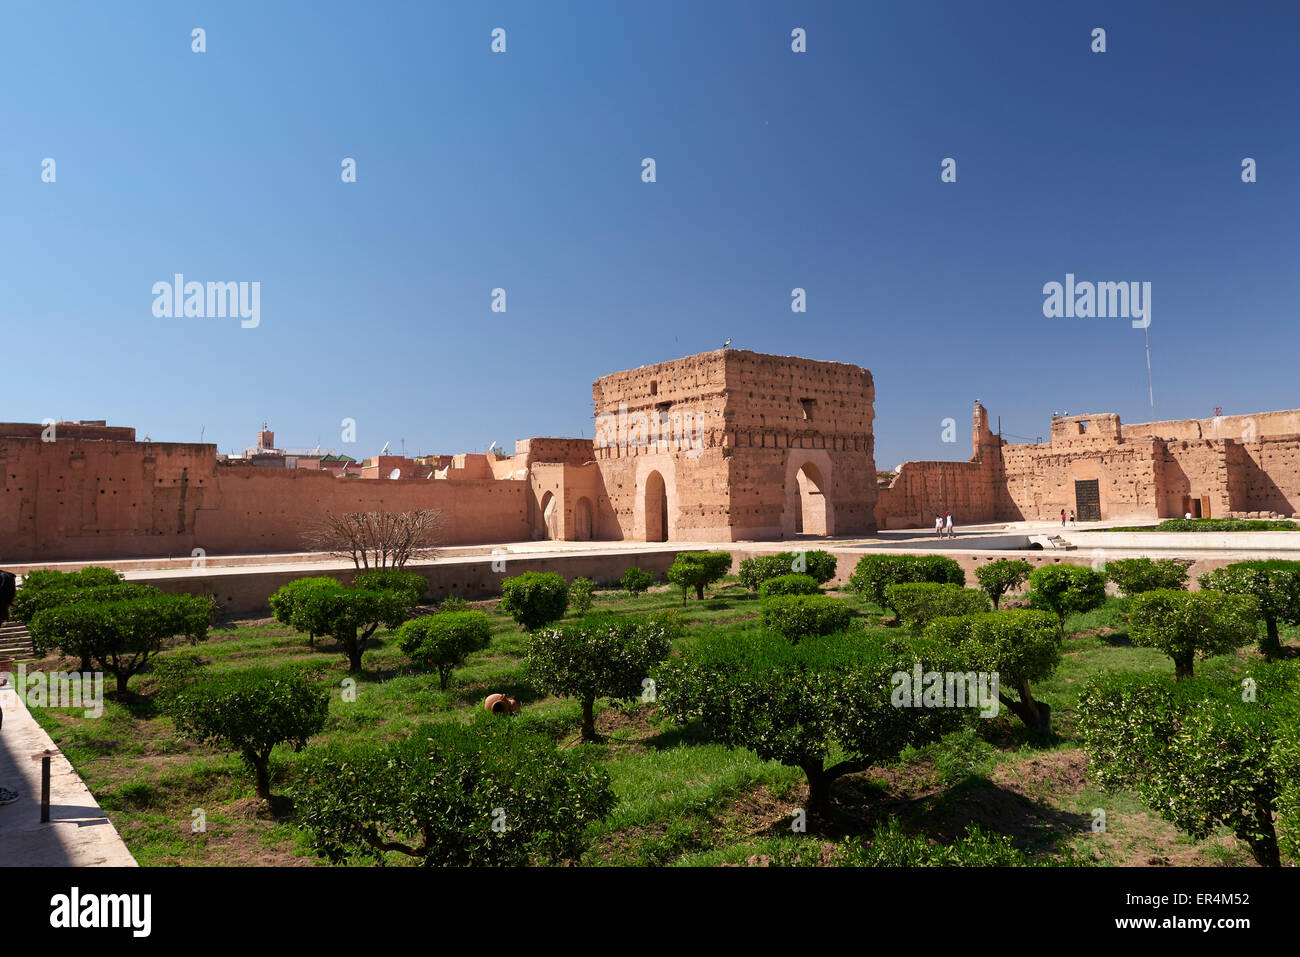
[{"left": 484, "top": 693, "right": 521, "bottom": 715}]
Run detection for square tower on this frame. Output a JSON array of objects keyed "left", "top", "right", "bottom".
[{"left": 593, "top": 350, "right": 877, "bottom": 541}]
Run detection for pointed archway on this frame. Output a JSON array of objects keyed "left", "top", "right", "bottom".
[
  {"left": 643, "top": 471, "right": 668, "bottom": 542},
  {"left": 540, "top": 491, "right": 559, "bottom": 540}
]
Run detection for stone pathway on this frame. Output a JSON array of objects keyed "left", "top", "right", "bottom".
[{"left": 0, "top": 685, "right": 137, "bottom": 866}]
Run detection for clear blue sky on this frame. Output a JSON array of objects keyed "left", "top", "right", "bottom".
[{"left": 3, "top": 1, "right": 1297, "bottom": 467}]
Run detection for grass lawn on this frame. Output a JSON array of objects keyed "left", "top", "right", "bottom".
[{"left": 26, "top": 579, "right": 1281, "bottom": 867}]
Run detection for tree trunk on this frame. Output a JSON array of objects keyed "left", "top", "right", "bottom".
[
  {"left": 115, "top": 671, "right": 130, "bottom": 695},
  {"left": 253, "top": 757, "right": 271, "bottom": 801},
  {"left": 1002, "top": 686, "right": 1052, "bottom": 734},
  {"left": 803, "top": 763, "right": 831, "bottom": 816},
  {"left": 1174, "top": 654, "right": 1194, "bottom": 680},
  {"left": 438, "top": 665, "right": 450, "bottom": 691},
  {"left": 580, "top": 695, "right": 596, "bottom": 741},
  {"left": 991, "top": 594, "right": 1001, "bottom": 610},
  {"left": 695, "top": 583, "right": 705, "bottom": 601},
  {"left": 346, "top": 639, "right": 363, "bottom": 673},
  {"left": 1260, "top": 616, "right": 1282, "bottom": 660},
  {"left": 80, "top": 655, "right": 92, "bottom": 672},
  {"left": 1247, "top": 823, "right": 1281, "bottom": 867}
]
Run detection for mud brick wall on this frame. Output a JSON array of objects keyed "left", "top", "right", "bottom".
[{"left": 0, "top": 434, "right": 532, "bottom": 562}]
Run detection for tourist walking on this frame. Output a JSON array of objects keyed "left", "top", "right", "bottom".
[
  {"left": 1061, "top": 508, "right": 1066, "bottom": 527},
  {"left": 945, "top": 511, "right": 954, "bottom": 538},
  {"left": 1069, "top": 509, "right": 1075, "bottom": 526},
  {"left": 935, "top": 515, "right": 943, "bottom": 537}
]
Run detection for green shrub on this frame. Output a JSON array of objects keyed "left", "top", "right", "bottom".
[
  {"left": 738, "top": 555, "right": 790, "bottom": 592},
  {"left": 1105, "top": 558, "right": 1190, "bottom": 596},
  {"left": 666, "top": 551, "right": 732, "bottom": 602},
  {"left": 269, "top": 578, "right": 341, "bottom": 647},
  {"left": 760, "top": 594, "right": 853, "bottom": 642},
  {"left": 18, "top": 582, "right": 155, "bottom": 640},
  {"left": 29, "top": 592, "right": 213, "bottom": 693},
  {"left": 168, "top": 667, "right": 329, "bottom": 800},
  {"left": 291, "top": 719, "right": 615, "bottom": 865},
  {"left": 353, "top": 569, "right": 427, "bottom": 604},
  {"left": 620, "top": 567, "right": 654, "bottom": 595},
  {"left": 526, "top": 612, "right": 678, "bottom": 740},
  {"left": 147, "top": 652, "right": 205, "bottom": 706},
  {"left": 1156, "top": 518, "right": 1295, "bottom": 532},
  {"left": 1198, "top": 560, "right": 1300, "bottom": 659},
  {"left": 396, "top": 611, "right": 494, "bottom": 689},
  {"left": 1026, "top": 564, "right": 1106, "bottom": 635},
  {"left": 800, "top": 551, "right": 838, "bottom": 585},
  {"left": 656, "top": 631, "right": 967, "bottom": 814},
  {"left": 1078, "top": 663, "right": 1300, "bottom": 866},
  {"left": 885, "top": 583, "right": 990, "bottom": 634},
  {"left": 973, "top": 559, "right": 1033, "bottom": 609},
  {"left": 568, "top": 577, "right": 596, "bottom": 615},
  {"left": 928, "top": 609, "right": 1061, "bottom": 732},
  {"left": 1276, "top": 703, "right": 1300, "bottom": 862},
  {"left": 288, "top": 585, "right": 418, "bottom": 672},
  {"left": 847, "top": 554, "right": 965, "bottom": 621},
  {"left": 499, "top": 572, "right": 569, "bottom": 631},
  {"left": 738, "top": 550, "right": 837, "bottom": 592},
  {"left": 1128, "top": 589, "right": 1259, "bottom": 678},
  {"left": 11, "top": 566, "right": 131, "bottom": 626},
  {"left": 758, "top": 574, "right": 821, "bottom": 598},
  {"left": 438, "top": 595, "right": 469, "bottom": 613}
]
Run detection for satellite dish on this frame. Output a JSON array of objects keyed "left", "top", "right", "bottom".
[{"left": 388, "top": 468, "right": 401, "bottom": 480}]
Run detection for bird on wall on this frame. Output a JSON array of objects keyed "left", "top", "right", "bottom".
[{"left": 723, "top": 338, "right": 732, "bottom": 349}]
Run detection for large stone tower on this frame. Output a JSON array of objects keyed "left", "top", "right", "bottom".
[{"left": 592, "top": 349, "right": 877, "bottom": 541}]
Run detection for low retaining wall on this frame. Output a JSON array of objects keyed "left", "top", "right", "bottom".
[
  {"left": 1061, "top": 531, "right": 1300, "bottom": 552},
  {"left": 85, "top": 541, "right": 1282, "bottom": 618},
  {"left": 138, "top": 548, "right": 702, "bottom": 617}
]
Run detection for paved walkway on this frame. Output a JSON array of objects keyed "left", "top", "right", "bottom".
[{"left": 0, "top": 685, "right": 137, "bottom": 866}]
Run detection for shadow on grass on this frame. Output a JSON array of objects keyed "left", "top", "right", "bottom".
[
  {"left": 449, "top": 679, "right": 540, "bottom": 708},
  {"left": 743, "top": 773, "right": 1089, "bottom": 853},
  {"left": 1096, "top": 629, "right": 1133, "bottom": 647},
  {"left": 114, "top": 689, "right": 160, "bottom": 719},
  {"left": 640, "top": 717, "right": 713, "bottom": 750}
]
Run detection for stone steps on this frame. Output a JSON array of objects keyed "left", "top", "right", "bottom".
[{"left": 0, "top": 621, "right": 34, "bottom": 658}]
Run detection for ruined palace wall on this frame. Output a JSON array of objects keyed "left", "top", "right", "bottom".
[
  {"left": 0, "top": 435, "right": 531, "bottom": 562},
  {"left": 197, "top": 469, "right": 530, "bottom": 555},
  {"left": 1225, "top": 434, "right": 1300, "bottom": 516},
  {"left": 1154, "top": 440, "right": 1233, "bottom": 518},
  {"left": 593, "top": 352, "right": 731, "bottom": 540},
  {"left": 999, "top": 438, "right": 1162, "bottom": 521},
  {"left": 873, "top": 403, "right": 1003, "bottom": 530},
  {"left": 515, "top": 438, "right": 595, "bottom": 469},
  {"left": 874, "top": 460, "right": 999, "bottom": 529},
  {"left": 720, "top": 351, "right": 877, "bottom": 538},
  {"left": 1121, "top": 410, "right": 1300, "bottom": 443},
  {"left": 0, "top": 436, "right": 222, "bottom": 563}
]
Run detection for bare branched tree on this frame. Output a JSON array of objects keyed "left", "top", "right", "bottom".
[{"left": 304, "top": 508, "right": 444, "bottom": 570}]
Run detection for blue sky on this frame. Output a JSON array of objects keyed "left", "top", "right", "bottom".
[{"left": 2, "top": 1, "right": 1296, "bottom": 467}]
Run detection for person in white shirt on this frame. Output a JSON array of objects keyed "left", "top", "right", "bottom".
[
  {"left": 935, "top": 515, "right": 943, "bottom": 537},
  {"left": 945, "top": 511, "right": 954, "bottom": 538}
]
